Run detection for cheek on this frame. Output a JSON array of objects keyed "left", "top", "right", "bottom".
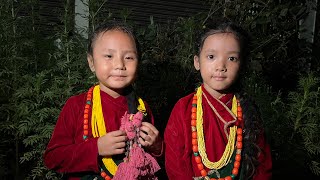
[
  {"left": 200, "top": 63, "right": 212, "bottom": 73},
  {"left": 200, "top": 68, "right": 211, "bottom": 78},
  {"left": 230, "top": 67, "right": 241, "bottom": 79},
  {"left": 96, "top": 63, "right": 110, "bottom": 71},
  {"left": 129, "top": 62, "right": 138, "bottom": 71}
]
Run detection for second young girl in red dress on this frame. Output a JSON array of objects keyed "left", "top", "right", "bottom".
[{"left": 164, "top": 20, "right": 272, "bottom": 180}]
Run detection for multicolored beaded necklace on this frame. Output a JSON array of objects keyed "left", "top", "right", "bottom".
[
  {"left": 83, "top": 85, "right": 147, "bottom": 180},
  {"left": 83, "top": 85, "right": 113, "bottom": 180},
  {"left": 191, "top": 87, "right": 243, "bottom": 180}
]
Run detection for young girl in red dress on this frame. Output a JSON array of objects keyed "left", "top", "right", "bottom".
[
  {"left": 164, "top": 20, "right": 272, "bottom": 180},
  {"left": 44, "top": 21, "right": 163, "bottom": 180}
]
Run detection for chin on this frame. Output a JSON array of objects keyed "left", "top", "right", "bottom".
[
  {"left": 110, "top": 85, "right": 129, "bottom": 90},
  {"left": 217, "top": 87, "right": 232, "bottom": 94},
  {"left": 115, "top": 82, "right": 134, "bottom": 89}
]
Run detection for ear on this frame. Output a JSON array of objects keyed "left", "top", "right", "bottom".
[
  {"left": 87, "top": 54, "right": 95, "bottom": 72},
  {"left": 194, "top": 55, "right": 200, "bottom": 71}
]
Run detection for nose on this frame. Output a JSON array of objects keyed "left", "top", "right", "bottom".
[
  {"left": 215, "top": 60, "right": 227, "bottom": 72},
  {"left": 113, "top": 57, "right": 126, "bottom": 70}
]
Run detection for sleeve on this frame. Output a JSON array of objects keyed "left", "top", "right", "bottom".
[
  {"left": 253, "top": 131, "right": 273, "bottom": 180},
  {"left": 164, "top": 100, "right": 194, "bottom": 180},
  {"left": 144, "top": 100, "right": 164, "bottom": 158},
  {"left": 43, "top": 96, "right": 100, "bottom": 173}
]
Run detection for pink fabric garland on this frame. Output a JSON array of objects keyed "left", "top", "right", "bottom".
[{"left": 114, "top": 111, "right": 160, "bottom": 180}]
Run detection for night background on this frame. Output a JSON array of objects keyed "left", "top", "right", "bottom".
[{"left": 0, "top": 0, "right": 319, "bottom": 179}]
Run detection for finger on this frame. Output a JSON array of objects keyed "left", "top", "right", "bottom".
[
  {"left": 139, "top": 130, "right": 149, "bottom": 141},
  {"left": 141, "top": 123, "right": 159, "bottom": 139},
  {"left": 112, "top": 147, "right": 126, "bottom": 155},
  {"left": 113, "top": 135, "right": 128, "bottom": 143},
  {"left": 141, "top": 122, "right": 158, "bottom": 134},
  {"left": 113, "top": 142, "right": 126, "bottom": 149},
  {"left": 140, "top": 126, "right": 153, "bottom": 136},
  {"left": 139, "top": 137, "right": 150, "bottom": 147},
  {"left": 110, "top": 130, "right": 126, "bottom": 137}
]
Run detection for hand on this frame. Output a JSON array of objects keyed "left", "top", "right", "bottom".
[
  {"left": 139, "top": 122, "right": 163, "bottom": 154},
  {"left": 97, "top": 130, "right": 127, "bottom": 156}
]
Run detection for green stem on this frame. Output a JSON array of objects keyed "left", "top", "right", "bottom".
[
  {"left": 11, "top": 1, "right": 19, "bottom": 179},
  {"left": 291, "top": 88, "right": 308, "bottom": 139},
  {"left": 64, "top": 0, "right": 70, "bottom": 80}
]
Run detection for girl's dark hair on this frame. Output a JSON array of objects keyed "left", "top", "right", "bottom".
[
  {"left": 87, "top": 20, "right": 141, "bottom": 59},
  {"left": 195, "top": 19, "right": 250, "bottom": 73},
  {"left": 236, "top": 92, "right": 265, "bottom": 179}
]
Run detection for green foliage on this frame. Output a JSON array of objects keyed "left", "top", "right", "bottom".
[
  {"left": 0, "top": 0, "right": 319, "bottom": 179},
  {"left": 0, "top": 0, "right": 90, "bottom": 179},
  {"left": 221, "top": 0, "right": 311, "bottom": 92},
  {"left": 134, "top": 16, "right": 202, "bottom": 133},
  {"left": 265, "top": 73, "right": 320, "bottom": 176},
  {"left": 287, "top": 73, "right": 320, "bottom": 174}
]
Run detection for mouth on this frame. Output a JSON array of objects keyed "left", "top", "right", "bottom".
[
  {"left": 111, "top": 75, "right": 126, "bottom": 80},
  {"left": 212, "top": 75, "right": 226, "bottom": 81}
]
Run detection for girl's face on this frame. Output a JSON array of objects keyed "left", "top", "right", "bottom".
[
  {"left": 194, "top": 33, "right": 241, "bottom": 98},
  {"left": 87, "top": 30, "right": 138, "bottom": 97}
]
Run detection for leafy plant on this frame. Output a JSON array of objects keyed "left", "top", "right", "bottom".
[
  {"left": 287, "top": 73, "right": 320, "bottom": 175},
  {"left": 0, "top": 0, "right": 90, "bottom": 179},
  {"left": 0, "top": 0, "right": 319, "bottom": 179},
  {"left": 264, "top": 73, "right": 320, "bottom": 177}
]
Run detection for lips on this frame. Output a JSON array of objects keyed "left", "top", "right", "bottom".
[
  {"left": 111, "top": 75, "right": 126, "bottom": 80},
  {"left": 212, "top": 75, "right": 226, "bottom": 81}
]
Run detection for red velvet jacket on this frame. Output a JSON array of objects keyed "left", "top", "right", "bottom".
[
  {"left": 44, "top": 90, "right": 155, "bottom": 179},
  {"left": 164, "top": 86, "right": 272, "bottom": 180}
]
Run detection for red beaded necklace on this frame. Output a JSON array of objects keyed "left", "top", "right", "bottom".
[
  {"left": 191, "top": 93, "right": 243, "bottom": 180},
  {"left": 83, "top": 86, "right": 112, "bottom": 180},
  {"left": 83, "top": 86, "right": 94, "bottom": 141}
]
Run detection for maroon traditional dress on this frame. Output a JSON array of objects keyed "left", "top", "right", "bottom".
[
  {"left": 164, "top": 85, "right": 272, "bottom": 180},
  {"left": 44, "top": 90, "right": 155, "bottom": 180}
]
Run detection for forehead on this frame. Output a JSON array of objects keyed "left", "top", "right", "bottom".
[
  {"left": 98, "top": 29, "right": 134, "bottom": 42},
  {"left": 93, "top": 30, "right": 137, "bottom": 49},
  {"left": 202, "top": 33, "right": 240, "bottom": 51}
]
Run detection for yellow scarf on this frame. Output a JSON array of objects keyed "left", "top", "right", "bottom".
[{"left": 91, "top": 85, "right": 146, "bottom": 175}]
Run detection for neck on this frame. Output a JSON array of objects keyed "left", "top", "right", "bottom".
[
  {"left": 202, "top": 84, "right": 226, "bottom": 99},
  {"left": 99, "top": 84, "right": 134, "bottom": 99}
]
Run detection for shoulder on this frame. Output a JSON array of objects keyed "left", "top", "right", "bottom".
[
  {"left": 175, "top": 92, "right": 195, "bottom": 108},
  {"left": 55, "top": 92, "right": 87, "bottom": 128},
  {"left": 66, "top": 92, "right": 86, "bottom": 103},
  {"left": 169, "top": 92, "right": 194, "bottom": 118},
  {"left": 165, "top": 92, "right": 194, "bottom": 136},
  {"left": 62, "top": 92, "right": 87, "bottom": 111}
]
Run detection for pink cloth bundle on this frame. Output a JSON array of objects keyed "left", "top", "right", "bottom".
[{"left": 113, "top": 112, "right": 160, "bottom": 180}]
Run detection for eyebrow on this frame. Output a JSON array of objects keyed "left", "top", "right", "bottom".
[
  {"left": 103, "top": 49, "right": 137, "bottom": 54},
  {"left": 227, "top": 51, "right": 240, "bottom": 54},
  {"left": 123, "top": 50, "right": 137, "bottom": 54},
  {"left": 204, "top": 49, "right": 240, "bottom": 54}
]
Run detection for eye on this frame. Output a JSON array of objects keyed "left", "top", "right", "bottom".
[
  {"left": 125, "top": 54, "right": 137, "bottom": 61},
  {"left": 104, "top": 54, "right": 112, "bottom": 58},
  {"left": 228, "top": 56, "right": 239, "bottom": 62},
  {"left": 207, "top": 55, "right": 215, "bottom": 60},
  {"left": 125, "top": 56, "right": 134, "bottom": 60}
]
